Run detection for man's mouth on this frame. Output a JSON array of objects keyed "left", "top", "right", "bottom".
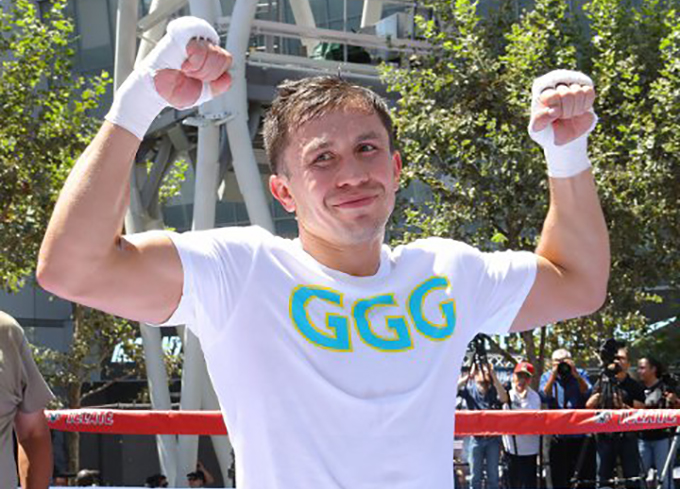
[{"left": 332, "top": 194, "right": 379, "bottom": 209}]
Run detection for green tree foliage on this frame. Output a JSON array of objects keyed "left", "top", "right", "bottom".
[
  {"left": 383, "top": 0, "right": 679, "bottom": 370},
  {"left": 0, "top": 0, "right": 109, "bottom": 291},
  {"left": 0, "top": 1, "right": 186, "bottom": 471}
]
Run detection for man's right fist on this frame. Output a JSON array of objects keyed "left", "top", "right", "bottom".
[
  {"left": 106, "top": 17, "right": 232, "bottom": 140},
  {"left": 155, "top": 38, "right": 232, "bottom": 109}
]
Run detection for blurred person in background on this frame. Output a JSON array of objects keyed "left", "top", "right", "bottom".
[
  {"left": 458, "top": 361, "right": 508, "bottom": 489},
  {"left": 587, "top": 344, "right": 645, "bottom": 489},
  {"left": 144, "top": 473, "right": 168, "bottom": 488},
  {"left": 637, "top": 356, "right": 680, "bottom": 489},
  {"left": 540, "top": 348, "right": 595, "bottom": 488},
  {"left": 75, "top": 469, "right": 100, "bottom": 486},
  {"left": 503, "top": 361, "right": 541, "bottom": 489}
]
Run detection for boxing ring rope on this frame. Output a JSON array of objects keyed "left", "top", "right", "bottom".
[{"left": 46, "top": 409, "right": 680, "bottom": 436}]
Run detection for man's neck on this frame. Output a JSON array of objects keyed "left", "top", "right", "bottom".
[
  {"left": 644, "top": 377, "right": 660, "bottom": 388},
  {"left": 298, "top": 228, "right": 384, "bottom": 276}
]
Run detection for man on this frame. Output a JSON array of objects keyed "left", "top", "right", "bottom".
[
  {"left": 187, "top": 470, "right": 206, "bottom": 488},
  {"left": 503, "top": 361, "right": 541, "bottom": 489},
  {"left": 458, "top": 361, "right": 508, "bottom": 489},
  {"left": 37, "top": 16, "right": 609, "bottom": 489},
  {"left": 586, "top": 344, "right": 645, "bottom": 488},
  {"left": 540, "top": 348, "right": 595, "bottom": 488},
  {"left": 75, "top": 468, "right": 100, "bottom": 486},
  {"left": 144, "top": 473, "right": 168, "bottom": 488},
  {"left": 0, "top": 311, "right": 54, "bottom": 489},
  {"left": 637, "top": 356, "right": 679, "bottom": 489}
]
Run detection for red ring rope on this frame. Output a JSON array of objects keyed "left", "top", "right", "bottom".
[{"left": 45, "top": 409, "right": 680, "bottom": 436}]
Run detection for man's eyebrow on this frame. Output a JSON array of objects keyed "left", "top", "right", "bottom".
[
  {"left": 355, "top": 130, "right": 383, "bottom": 143},
  {"left": 303, "top": 138, "right": 332, "bottom": 155}
]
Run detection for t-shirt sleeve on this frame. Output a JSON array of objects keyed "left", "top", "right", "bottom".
[
  {"left": 472, "top": 249, "right": 538, "bottom": 336},
  {"left": 16, "top": 327, "right": 54, "bottom": 413},
  {"left": 152, "top": 226, "right": 268, "bottom": 338}
]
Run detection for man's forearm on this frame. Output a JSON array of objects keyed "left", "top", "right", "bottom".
[
  {"left": 18, "top": 434, "right": 53, "bottom": 489},
  {"left": 38, "top": 122, "right": 140, "bottom": 296},
  {"left": 536, "top": 170, "right": 610, "bottom": 314},
  {"left": 575, "top": 373, "right": 590, "bottom": 394}
]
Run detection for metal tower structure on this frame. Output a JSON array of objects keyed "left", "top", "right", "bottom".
[{"left": 112, "top": 0, "right": 428, "bottom": 485}]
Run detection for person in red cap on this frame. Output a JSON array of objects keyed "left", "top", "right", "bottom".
[{"left": 502, "top": 361, "right": 542, "bottom": 489}]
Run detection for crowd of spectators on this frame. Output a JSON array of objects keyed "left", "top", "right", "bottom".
[{"left": 456, "top": 342, "right": 680, "bottom": 489}]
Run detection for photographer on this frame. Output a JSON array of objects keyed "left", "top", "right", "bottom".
[
  {"left": 539, "top": 349, "right": 595, "bottom": 488},
  {"left": 586, "top": 343, "right": 645, "bottom": 489},
  {"left": 637, "top": 356, "right": 680, "bottom": 489},
  {"left": 459, "top": 359, "right": 508, "bottom": 489},
  {"left": 503, "top": 361, "right": 541, "bottom": 489}
]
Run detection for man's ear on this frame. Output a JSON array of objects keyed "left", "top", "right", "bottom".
[
  {"left": 269, "top": 174, "right": 296, "bottom": 213},
  {"left": 392, "top": 151, "right": 403, "bottom": 186}
]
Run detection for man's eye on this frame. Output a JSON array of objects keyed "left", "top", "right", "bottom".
[
  {"left": 312, "top": 153, "right": 333, "bottom": 165},
  {"left": 359, "top": 143, "right": 377, "bottom": 152}
]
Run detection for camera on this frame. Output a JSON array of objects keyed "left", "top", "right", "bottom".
[
  {"left": 599, "top": 338, "right": 623, "bottom": 378},
  {"left": 645, "top": 374, "right": 678, "bottom": 408},
  {"left": 470, "top": 333, "right": 490, "bottom": 368},
  {"left": 557, "top": 361, "right": 572, "bottom": 379}
]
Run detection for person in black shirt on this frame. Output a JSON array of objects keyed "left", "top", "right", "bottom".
[
  {"left": 587, "top": 345, "right": 645, "bottom": 488},
  {"left": 637, "top": 356, "right": 680, "bottom": 489}
]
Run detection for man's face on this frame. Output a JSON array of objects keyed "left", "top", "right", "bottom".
[
  {"left": 188, "top": 478, "right": 203, "bottom": 488},
  {"left": 514, "top": 372, "right": 530, "bottom": 390},
  {"left": 615, "top": 348, "right": 630, "bottom": 373},
  {"left": 270, "top": 108, "right": 401, "bottom": 247},
  {"left": 637, "top": 359, "right": 657, "bottom": 384}
]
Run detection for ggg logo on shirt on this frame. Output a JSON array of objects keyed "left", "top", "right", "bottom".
[{"left": 289, "top": 276, "right": 456, "bottom": 352}]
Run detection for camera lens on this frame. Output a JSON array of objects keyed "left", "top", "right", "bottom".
[{"left": 557, "top": 361, "right": 572, "bottom": 378}]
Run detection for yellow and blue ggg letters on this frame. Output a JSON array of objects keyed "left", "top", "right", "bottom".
[{"left": 289, "top": 276, "right": 456, "bottom": 352}]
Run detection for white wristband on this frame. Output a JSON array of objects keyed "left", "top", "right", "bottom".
[
  {"left": 528, "top": 70, "right": 598, "bottom": 178},
  {"left": 105, "top": 17, "right": 220, "bottom": 140}
]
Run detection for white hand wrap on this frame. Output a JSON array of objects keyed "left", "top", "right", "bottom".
[
  {"left": 528, "top": 69, "right": 598, "bottom": 178},
  {"left": 105, "top": 17, "right": 220, "bottom": 140}
]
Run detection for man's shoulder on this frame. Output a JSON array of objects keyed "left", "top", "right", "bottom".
[{"left": 0, "top": 311, "right": 23, "bottom": 339}]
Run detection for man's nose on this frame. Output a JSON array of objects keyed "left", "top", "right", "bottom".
[{"left": 336, "top": 157, "right": 370, "bottom": 187}]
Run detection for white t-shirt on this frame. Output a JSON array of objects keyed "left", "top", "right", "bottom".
[
  {"left": 502, "top": 388, "right": 542, "bottom": 456},
  {"left": 159, "top": 226, "right": 537, "bottom": 489}
]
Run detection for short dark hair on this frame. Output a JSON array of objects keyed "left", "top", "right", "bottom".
[
  {"left": 641, "top": 356, "right": 665, "bottom": 378},
  {"left": 75, "top": 469, "right": 100, "bottom": 486},
  {"left": 187, "top": 470, "right": 206, "bottom": 481},
  {"left": 145, "top": 473, "right": 167, "bottom": 487},
  {"left": 263, "top": 76, "right": 395, "bottom": 175}
]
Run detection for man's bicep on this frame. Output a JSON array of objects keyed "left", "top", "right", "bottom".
[
  {"left": 511, "top": 255, "right": 590, "bottom": 332},
  {"left": 77, "top": 232, "right": 184, "bottom": 324}
]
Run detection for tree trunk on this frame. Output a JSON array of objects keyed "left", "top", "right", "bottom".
[
  {"left": 67, "top": 303, "right": 85, "bottom": 474},
  {"left": 66, "top": 382, "right": 82, "bottom": 474}
]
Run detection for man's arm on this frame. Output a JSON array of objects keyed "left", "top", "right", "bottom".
[
  {"left": 15, "top": 410, "right": 52, "bottom": 489},
  {"left": 512, "top": 72, "right": 610, "bottom": 332},
  {"left": 585, "top": 393, "right": 600, "bottom": 409},
  {"left": 569, "top": 362, "right": 591, "bottom": 395},
  {"left": 37, "top": 23, "right": 232, "bottom": 324},
  {"left": 488, "top": 364, "right": 509, "bottom": 405},
  {"left": 38, "top": 124, "right": 183, "bottom": 323},
  {"left": 541, "top": 367, "right": 558, "bottom": 398}
]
